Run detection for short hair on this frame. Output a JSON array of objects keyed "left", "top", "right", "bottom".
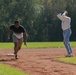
[{"left": 14, "top": 21, "right": 19, "bottom": 24}]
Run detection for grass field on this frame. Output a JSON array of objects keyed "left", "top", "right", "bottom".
[
  {"left": 0, "top": 42, "right": 76, "bottom": 49},
  {"left": 55, "top": 57, "right": 76, "bottom": 64},
  {"left": 0, "top": 42, "right": 76, "bottom": 74},
  {"left": 0, "top": 63, "right": 28, "bottom": 75}
]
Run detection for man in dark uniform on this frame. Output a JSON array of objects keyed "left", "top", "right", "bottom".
[{"left": 7, "top": 21, "right": 28, "bottom": 59}]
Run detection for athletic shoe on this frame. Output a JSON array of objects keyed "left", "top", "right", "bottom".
[
  {"left": 66, "top": 53, "right": 74, "bottom": 57},
  {"left": 15, "top": 55, "right": 19, "bottom": 59}
]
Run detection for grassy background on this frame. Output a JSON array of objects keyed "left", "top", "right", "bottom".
[
  {"left": 0, "top": 42, "right": 76, "bottom": 49},
  {"left": 55, "top": 57, "right": 76, "bottom": 64},
  {"left": 0, "top": 63, "right": 28, "bottom": 75}
]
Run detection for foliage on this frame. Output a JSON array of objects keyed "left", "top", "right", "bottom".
[{"left": 0, "top": 0, "right": 76, "bottom": 42}]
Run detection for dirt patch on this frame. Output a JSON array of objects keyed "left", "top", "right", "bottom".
[{"left": 0, "top": 48, "right": 76, "bottom": 75}]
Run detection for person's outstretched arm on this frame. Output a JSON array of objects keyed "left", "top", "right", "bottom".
[
  {"left": 57, "top": 12, "right": 70, "bottom": 21},
  {"left": 23, "top": 32, "right": 28, "bottom": 45},
  {"left": 7, "top": 28, "right": 12, "bottom": 41}
]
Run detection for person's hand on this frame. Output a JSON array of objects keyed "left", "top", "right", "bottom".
[
  {"left": 61, "top": 12, "right": 64, "bottom": 15},
  {"left": 24, "top": 42, "right": 26, "bottom": 45},
  {"left": 24, "top": 42, "right": 27, "bottom": 47}
]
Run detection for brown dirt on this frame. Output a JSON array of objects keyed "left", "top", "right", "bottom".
[{"left": 0, "top": 47, "right": 76, "bottom": 75}]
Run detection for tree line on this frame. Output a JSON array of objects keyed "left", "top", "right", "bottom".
[{"left": 0, "top": 0, "right": 76, "bottom": 42}]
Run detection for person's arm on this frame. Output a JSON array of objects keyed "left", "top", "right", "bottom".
[
  {"left": 57, "top": 13, "right": 69, "bottom": 21},
  {"left": 7, "top": 28, "right": 12, "bottom": 40},
  {"left": 23, "top": 32, "right": 28, "bottom": 45}
]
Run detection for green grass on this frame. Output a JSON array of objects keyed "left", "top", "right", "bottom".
[
  {"left": 0, "top": 42, "right": 76, "bottom": 75},
  {"left": 0, "top": 42, "right": 76, "bottom": 49},
  {"left": 55, "top": 57, "right": 76, "bottom": 64},
  {"left": 0, "top": 63, "right": 28, "bottom": 75}
]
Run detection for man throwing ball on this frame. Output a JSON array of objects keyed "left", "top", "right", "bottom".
[
  {"left": 7, "top": 21, "right": 27, "bottom": 59},
  {"left": 57, "top": 11, "right": 73, "bottom": 57}
]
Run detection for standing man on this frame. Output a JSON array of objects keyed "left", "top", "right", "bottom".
[
  {"left": 7, "top": 21, "right": 28, "bottom": 59},
  {"left": 57, "top": 11, "right": 73, "bottom": 57}
]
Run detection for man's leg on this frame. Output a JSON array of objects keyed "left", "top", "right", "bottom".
[
  {"left": 13, "top": 35, "right": 19, "bottom": 59},
  {"left": 18, "top": 38, "right": 23, "bottom": 50},
  {"left": 14, "top": 42, "right": 17, "bottom": 54},
  {"left": 16, "top": 38, "right": 23, "bottom": 54},
  {"left": 63, "top": 29, "right": 73, "bottom": 56},
  {"left": 13, "top": 42, "right": 19, "bottom": 59}
]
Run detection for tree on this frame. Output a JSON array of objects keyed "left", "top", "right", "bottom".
[{"left": 0, "top": 0, "right": 76, "bottom": 42}]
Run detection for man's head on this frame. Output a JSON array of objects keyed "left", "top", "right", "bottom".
[
  {"left": 14, "top": 21, "right": 20, "bottom": 28},
  {"left": 64, "top": 11, "right": 68, "bottom": 16}
]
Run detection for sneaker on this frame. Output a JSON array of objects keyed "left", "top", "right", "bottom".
[
  {"left": 15, "top": 55, "right": 19, "bottom": 59},
  {"left": 66, "top": 53, "right": 74, "bottom": 57}
]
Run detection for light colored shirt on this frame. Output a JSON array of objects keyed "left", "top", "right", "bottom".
[{"left": 57, "top": 13, "right": 71, "bottom": 30}]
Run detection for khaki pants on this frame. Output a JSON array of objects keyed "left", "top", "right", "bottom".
[{"left": 13, "top": 35, "right": 23, "bottom": 43}]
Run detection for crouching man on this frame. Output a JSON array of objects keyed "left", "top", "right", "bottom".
[{"left": 7, "top": 21, "right": 28, "bottom": 59}]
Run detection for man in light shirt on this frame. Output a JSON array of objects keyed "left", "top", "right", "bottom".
[
  {"left": 57, "top": 11, "right": 73, "bottom": 57},
  {"left": 7, "top": 21, "right": 28, "bottom": 59}
]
